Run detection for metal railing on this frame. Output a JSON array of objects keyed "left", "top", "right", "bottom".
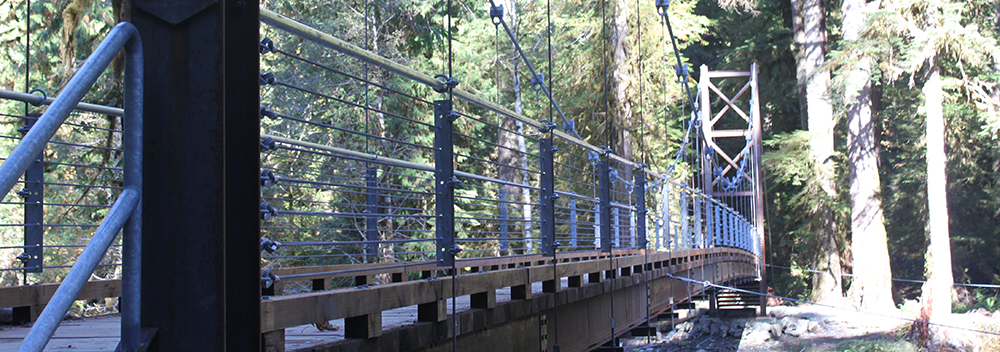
[
  {"left": 0, "top": 23, "right": 143, "bottom": 352},
  {"left": 257, "top": 6, "right": 760, "bottom": 290}
]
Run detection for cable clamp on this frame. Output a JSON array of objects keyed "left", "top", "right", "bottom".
[
  {"left": 447, "top": 176, "right": 464, "bottom": 188},
  {"left": 489, "top": 4, "right": 504, "bottom": 25},
  {"left": 675, "top": 64, "right": 689, "bottom": 83},
  {"left": 655, "top": 0, "right": 670, "bottom": 16},
  {"left": 551, "top": 193, "right": 560, "bottom": 201},
  {"left": 599, "top": 146, "right": 613, "bottom": 156},
  {"left": 260, "top": 202, "right": 278, "bottom": 221},
  {"left": 28, "top": 88, "right": 46, "bottom": 107},
  {"left": 563, "top": 119, "right": 575, "bottom": 134},
  {"left": 447, "top": 244, "right": 463, "bottom": 255},
  {"left": 16, "top": 252, "right": 30, "bottom": 265},
  {"left": 260, "top": 137, "right": 277, "bottom": 152},
  {"left": 259, "top": 73, "right": 276, "bottom": 86},
  {"left": 433, "top": 74, "right": 459, "bottom": 93},
  {"left": 16, "top": 189, "right": 30, "bottom": 198},
  {"left": 260, "top": 106, "right": 278, "bottom": 120},
  {"left": 259, "top": 38, "right": 276, "bottom": 54},
  {"left": 588, "top": 151, "right": 600, "bottom": 166},
  {"left": 446, "top": 110, "right": 461, "bottom": 122},
  {"left": 531, "top": 73, "right": 545, "bottom": 98},
  {"left": 538, "top": 120, "right": 557, "bottom": 133}
]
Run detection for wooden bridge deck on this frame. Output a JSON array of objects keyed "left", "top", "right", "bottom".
[{"left": 0, "top": 283, "right": 552, "bottom": 352}]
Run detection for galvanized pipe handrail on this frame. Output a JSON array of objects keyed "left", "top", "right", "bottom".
[
  {"left": 4, "top": 22, "right": 143, "bottom": 352},
  {"left": 16, "top": 189, "right": 139, "bottom": 352},
  {"left": 0, "top": 89, "right": 125, "bottom": 117}
]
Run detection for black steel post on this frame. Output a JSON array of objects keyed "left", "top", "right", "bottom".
[
  {"left": 133, "top": 0, "right": 260, "bottom": 350},
  {"left": 540, "top": 137, "right": 555, "bottom": 257},
  {"left": 634, "top": 169, "right": 646, "bottom": 248},
  {"left": 435, "top": 100, "right": 457, "bottom": 267},
  {"left": 19, "top": 113, "right": 43, "bottom": 274},
  {"left": 365, "top": 166, "right": 378, "bottom": 259},
  {"left": 599, "top": 157, "right": 611, "bottom": 253}
]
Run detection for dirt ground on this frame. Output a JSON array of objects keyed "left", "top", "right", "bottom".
[{"left": 620, "top": 303, "right": 1000, "bottom": 352}]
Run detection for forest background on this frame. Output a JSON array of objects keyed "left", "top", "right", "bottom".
[{"left": 0, "top": 0, "right": 998, "bottom": 322}]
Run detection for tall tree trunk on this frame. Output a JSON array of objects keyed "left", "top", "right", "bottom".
[
  {"left": 790, "top": 0, "right": 807, "bottom": 130},
  {"left": 505, "top": 0, "right": 532, "bottom": 253},
  {"left": 843, "top": 0, "right": 894, "bottom": 312},
  {"left": 610, "top": 0, "right": 633, "bottom": 161},
  {"left": 802, "top": 0, "right": 841, "bottom": 303},
  {"left": 918, "top": 62, "right": 954, "bottom": 337}
]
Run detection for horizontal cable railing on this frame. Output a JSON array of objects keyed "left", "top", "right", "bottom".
[{"left": 258, "top": 7, "right": 759, "bottom": 296}]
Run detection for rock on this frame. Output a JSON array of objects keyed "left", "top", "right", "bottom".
[
  {"left": 769, "top": 322, "right": 783, "bottom": 339},
  {"left": 808, "top": 320, "right": 821, "bottom": 332},
  {"left": 779, "top": 316, "right": 796, "bottom": 330}
]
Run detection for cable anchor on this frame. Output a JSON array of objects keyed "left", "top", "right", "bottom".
[
  {"left": 260, "top": 170, "right": 278, "bottom": 187},
  {"left": 675, "top": 64, "right": 689, "bottom": 83},
  {"left": 16, "top": 252, "right": 30, "bottom": 265},
  {"left": 260, "top": 137, "right": 277, "bottom": 152},
  {"left": 447, "top": 176, "right": 463, "bottom": 188},
  {"left": 433, "top": 74, "right": 459, "bottom": 93},
  {"left": 259, "top": 106, "right": 278, "bottom": 120},
  {"left": 259, "top": 73, "right": 276, "bottom": 86},
  {"left": 260, "top": 237, "right": 281, "bottom": 254},
  {"left": 260, "top": 202, "right": 278, "bottom": 221},
  {"left": 259, "top": 38, "right": 276, "bottom": 55},
  {"left": 260, "top": 270, "right": 278, "bottom": 289}
]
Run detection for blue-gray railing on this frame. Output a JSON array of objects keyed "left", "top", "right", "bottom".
[{"left": 0, "top": 23, "right": 143, "bottom": 352}]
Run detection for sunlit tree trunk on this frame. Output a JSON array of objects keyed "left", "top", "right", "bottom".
[
  {"left": 801, "top": 0, "right": 841, "bottom": 303},
  {"left": 610, "top": 0, "right": 633, "bottom": 161},
  {"left": 843, "top": 0, "right": 893, "bottom": 312},
  {"left": 918, "top": 62, "right": 954, "bottom": 332}
]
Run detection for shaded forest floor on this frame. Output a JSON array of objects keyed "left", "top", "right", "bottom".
[{"left": 622, "top": 303, "right": 1000, "bottom": 352}]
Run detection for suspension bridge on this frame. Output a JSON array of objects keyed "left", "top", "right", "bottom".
[{"left": 0, "top": 2, "right": 767, "bottom": 352}]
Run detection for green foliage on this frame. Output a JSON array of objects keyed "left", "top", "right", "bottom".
[{"left": 834, "top": 338, "right": 917, "bottom": 352}]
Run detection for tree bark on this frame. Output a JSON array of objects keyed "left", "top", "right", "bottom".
[
  {"left": 843, "top": 0, "right": 894, "bottom": 312},
  {"left": 918, "top": 61, "right": 954, "bottom": 331},
  {"left": 609, "top": 0, "right": 633, "bottom": 161},
  {"left": 802, "top": 0, "right": 841, "bottom": 303},
  {"left": 790, "top": 0, "right": 807, "bottom": 130},
  {"left": 503, "top": 0, "right": 532, "bottom": 253}
]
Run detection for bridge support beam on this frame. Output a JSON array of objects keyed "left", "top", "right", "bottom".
[{"left": 132, "top": 0, "right": 260, "bottom": 350}]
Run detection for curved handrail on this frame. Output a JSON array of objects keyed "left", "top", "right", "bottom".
[{"left": 2, "top": 22, "right": 143, "bottom": 352}]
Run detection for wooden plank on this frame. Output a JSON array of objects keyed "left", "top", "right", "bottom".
[{"left": 0, "top": 280, "right": 121, "bottom": 310}]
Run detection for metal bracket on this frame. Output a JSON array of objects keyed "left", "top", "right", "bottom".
[
  {"left": 259, "top": 73, "right": 276, "bottom": 86},
  {"left": 260, "top": 238, "right": 281, "bottom": 254},
  {"left": 538, "top": 120, "right": 557, "bottom": 133},
  {"left": 260, "top": 202, "right": 278, "bottom": 221}
]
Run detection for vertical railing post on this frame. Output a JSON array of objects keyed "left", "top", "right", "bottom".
[
  {"left": 434, "top": 100, "right": 458, "bottom": 267},
  {"left": 365, "top": 166, "right": 378, "bottom": 260},
  {"left": 705, "top": 200, "right": 713, "bottom": 248},
  {"left": 693, "top": 194, "right": 702, "bottom": 248},
  {"left": 715, "top": 203, "right": 722, "bottom": 247},
  {"left": 599, "top": 154, "right": 611, "bottom": 253},
  {"left": 613, "top": 206, "right": 620, "bottom": 248},
  {"left": 540, "top": 136, "right": 556, "bottom": 257},
  {"left": 634, "top": 169, "right": 646, "bottom": 249},
  {"left": 19, "top": 113, "right": 43, "bottom": 275},
  {"left": 680, "top": 192, "right": 689, "bottom": 250},
  {"left": 569, "top": 197, "right": 577, "bottom": 249},
  {"left": 663, "top": 184, "right": 671, "bottom": 251},
  {"left": 499, "top": 183, "right": 509, "bottom": 253}
]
